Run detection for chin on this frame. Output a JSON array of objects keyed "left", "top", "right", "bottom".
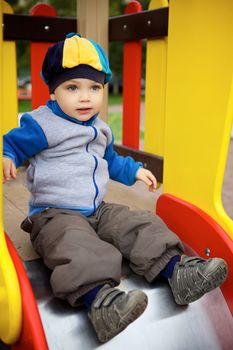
[{"left": 77, "top": 116, "right": 92, "bottom": 121}]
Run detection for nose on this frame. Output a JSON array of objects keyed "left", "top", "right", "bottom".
[{"left": 79, "top": 89, "right": 90, "bottom": 102}]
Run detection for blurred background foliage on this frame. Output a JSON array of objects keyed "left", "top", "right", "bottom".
[{"left": 6, "top": 0, "right": 149, "bottom": 83}]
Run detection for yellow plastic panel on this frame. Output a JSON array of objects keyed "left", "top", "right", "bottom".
[
  {"left": 164, "top": 0, "right": 233, "bottom": 238},
  {"left": 144, "top": 0, "right": 168, "bottom": 156},
  {"left": 0, "top": 1, "right": 22, "bottom": 344},
  {"left": 2, "top": 1, "right": 18, "bottom": 135}
]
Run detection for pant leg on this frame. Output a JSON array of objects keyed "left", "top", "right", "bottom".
[
  {"left": 94, "top": 202, "right": 184, "bottom": 283},
  {"left": 23, "top": 208, "right": 122, "bottom": 306}
]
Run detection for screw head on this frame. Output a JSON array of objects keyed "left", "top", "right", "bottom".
[{"left": 205, "top": 247, "right": 211, "bottom": 257}]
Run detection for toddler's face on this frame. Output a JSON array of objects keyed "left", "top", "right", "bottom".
[{"left": 51, "top": 78, "right": 104, "bottom": 121}]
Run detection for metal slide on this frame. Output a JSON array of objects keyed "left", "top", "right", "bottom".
[{"left": 4, "top": 258, "right": 231, "bottom": 350}]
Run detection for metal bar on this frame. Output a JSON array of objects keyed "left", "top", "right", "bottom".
[
  {"left": 113, "top": 144, "right": 164, "bottom": 183},
  {"left": 3, "top": 7, "right": 168, "bottom": 42}
]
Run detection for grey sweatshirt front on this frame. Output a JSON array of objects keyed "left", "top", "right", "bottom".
[{"left": 3, "top": 103, "right": 142, "bottom": 216}]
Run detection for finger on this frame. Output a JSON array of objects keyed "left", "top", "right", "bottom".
[
  {"left": 145, "top": 177, "right": 157, "bottom": 192},
  {"left": 10, "top": 162, "right": 17, "bottom": 179},
  {"left": 143, "top": 175, "right": 153, "bottom": 187},
  {"left": 149, "top": 183, "right": 157, "bottom": 192},
  {"left": 146, "top": 173, "right": 157, "bottom": 190},
  {"left": 3, "top": 166, "right": 11, "bottom": 182}
]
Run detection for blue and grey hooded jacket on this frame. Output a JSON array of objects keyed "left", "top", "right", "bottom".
[{"left": 3, "top": 101, "right": 142, "bottom": 217}]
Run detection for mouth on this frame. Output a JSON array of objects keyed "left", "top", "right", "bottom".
[{"left": 77, "top": 108, "right": 92, "bottom": 115}]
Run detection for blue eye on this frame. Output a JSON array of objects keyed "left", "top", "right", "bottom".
[
  {"left": 67, "top": 85, "right": 77, "bottom": 91},
  {"left": 92, "top": 85, "right": 101, "bottom": 91}
]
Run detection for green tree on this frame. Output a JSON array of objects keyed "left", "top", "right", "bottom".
[{"left": 7, "top": 0, "right": 76, "bottom": 16}]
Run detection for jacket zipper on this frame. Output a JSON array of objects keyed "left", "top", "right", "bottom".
[{"left": 86, "top": 126, "right": 98, "bottom": 214}]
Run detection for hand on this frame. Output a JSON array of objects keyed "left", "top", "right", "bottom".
[
  {"left": 3, "top": 157, "right": 17, "bottom": 183},
  {"left": 136, "top": 167, "right": 157, "bottom": 192}
]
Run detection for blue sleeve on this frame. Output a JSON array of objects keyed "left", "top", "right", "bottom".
[
  {"left": 104, "top": 136, "right": 142, "bottom": 186},
  {"left": 3, "top": 113, "right": 48, "bottom": 167}
]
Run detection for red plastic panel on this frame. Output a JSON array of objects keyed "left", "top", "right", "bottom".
[
  {"left": 122, "top": 1, "right": 142, "bottom": 149},
  {"left": 5, "top": 234, "right": 48, "bottom": 350},
  {"left": 29, "top": 4, "right": 57, "bottom": 109},
  {"left": 156, "top": 193, "right": 233, "bottom": 315}
]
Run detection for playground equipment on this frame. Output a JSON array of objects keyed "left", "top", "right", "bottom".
[
  {"left": 0, "top": 0, "right": 233, "bottom": 349},
  {"left": 0, "top": 1, "right": 21, "bottom": 346}
]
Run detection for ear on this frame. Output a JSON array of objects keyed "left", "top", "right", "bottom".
[{"left": 50, "top": 93, "right": 56, "bottom": 100}]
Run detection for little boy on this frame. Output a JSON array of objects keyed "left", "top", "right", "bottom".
[{"left": 3, "top": 33, "right": 228, "bottom": 343}]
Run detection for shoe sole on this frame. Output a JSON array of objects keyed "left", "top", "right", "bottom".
[
  {"left": 174, "top": 260, "right": 228, "bottom": 305},
  {"left": 98, "top": 293, "right": 148, "bottom": 343}
]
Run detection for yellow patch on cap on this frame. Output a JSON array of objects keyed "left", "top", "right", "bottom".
[{"left": 62, "top": 35, "right": 102, "bottom": 72}]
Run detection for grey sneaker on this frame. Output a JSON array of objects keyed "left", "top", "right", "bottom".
[
  {"left": 168, "top": 256, "right": 228, "bottom": 305},
  {"left": 88, "top": 285, "right": 148, "bottom": 343}
]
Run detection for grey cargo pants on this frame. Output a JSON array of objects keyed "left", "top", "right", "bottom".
[{"left": 21, "top": 202, "right": 183, "bottom": 306}]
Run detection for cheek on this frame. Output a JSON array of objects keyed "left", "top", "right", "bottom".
[
  {"left": 97, "top": 93, "right": 104, "bottom": 106},
  {"left": 95, "top": 100, "right": 103, "bottom": 111},
  {"left": 56, "top": 99, "right": 72, "bottom": 115},
  {"left": 59, "top": 95, "right": 74, "bottom": 107}
]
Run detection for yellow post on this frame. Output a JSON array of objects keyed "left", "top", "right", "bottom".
[
  {"left": 0, "top": 1, "right": 22, "bottom": 344},
  {"left": 144, "top": 0, "right": 168, "bottom": 156},
  {"left": 2, "top": 1, "right": 18, "bottom": 134},
  {"left": 163, "top": 0, "right": 233, "bottom": 238}
]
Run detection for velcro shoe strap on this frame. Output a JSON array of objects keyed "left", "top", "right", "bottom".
[
  {"left": 181, "top": 256, "right": 205, "bottom": 266},
  {"left": 93, "top": 288, "right": 125, "bottom": 309}
]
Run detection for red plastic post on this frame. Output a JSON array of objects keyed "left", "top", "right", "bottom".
[
  {"left": 122, "top": 1, "right": 142, "bottom": 149},
  {"left": 29, "top": 4, "right": 57, "bottom": 110},
  {"left": 5, "top": 234, "right": 49, "bottom": 350},
  {"left": 156, "top": 194, "right": 233, "bottom": 315}
]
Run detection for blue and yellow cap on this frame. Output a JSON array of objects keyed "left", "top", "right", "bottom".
[{"left": 41, "top": 33, "right": 112, "bottom": 93}]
